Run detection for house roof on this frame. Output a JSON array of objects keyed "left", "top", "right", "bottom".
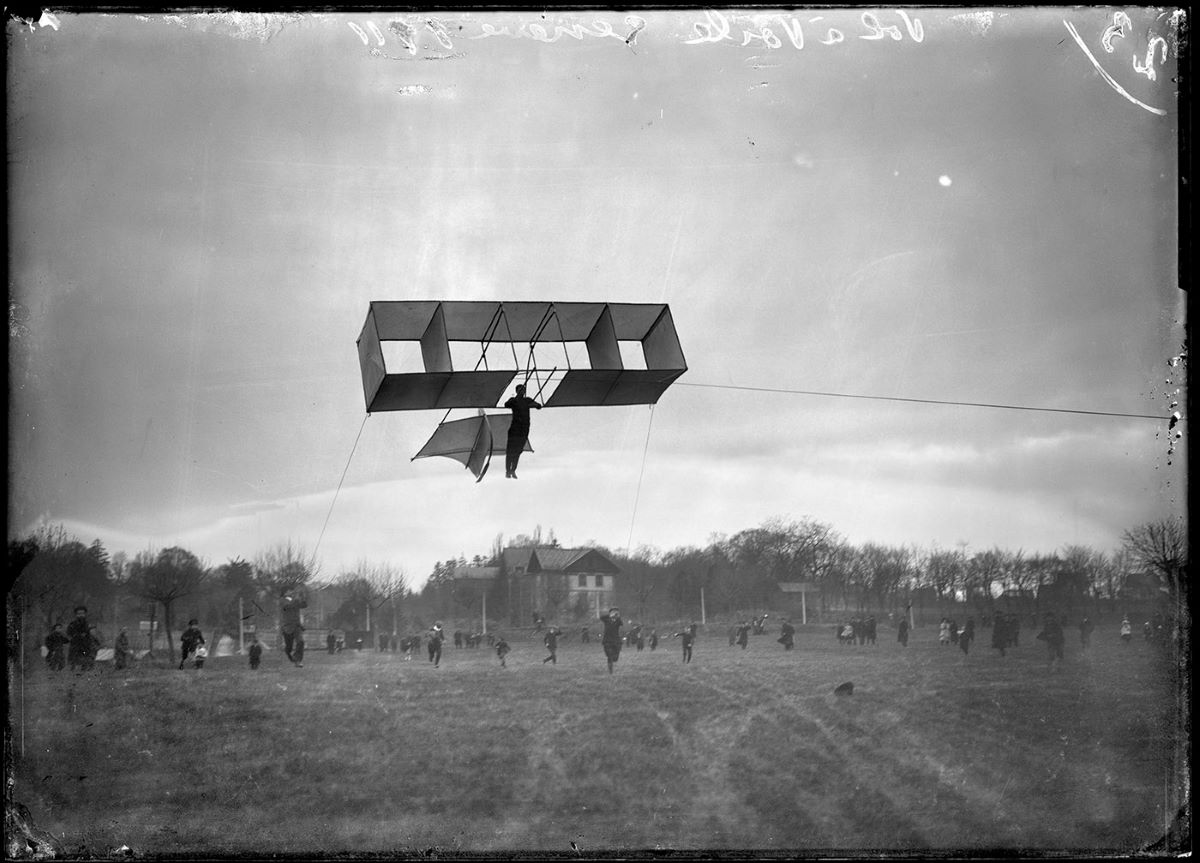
[{"left": 502, "top": 546, "right": 620, "bottom": 574}]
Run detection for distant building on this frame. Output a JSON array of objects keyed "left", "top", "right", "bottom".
[
  {"left": 1118, "top": 571, "right": 1163, "bottom": 602},
  {"left": 499, "top": 546, "right": 620, "bottom": 623}
]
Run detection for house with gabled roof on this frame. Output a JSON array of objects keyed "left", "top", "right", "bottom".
[{"left": 501, "top": 546, "right": 620, "bottom": 623}]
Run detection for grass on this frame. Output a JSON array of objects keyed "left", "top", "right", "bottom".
[{"left": 7, "top": 623, "right": 1188, "bottom": 857}]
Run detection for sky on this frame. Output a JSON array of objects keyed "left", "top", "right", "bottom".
[{"left": 8, "top": 8, "right": 1186, "bottom": 591}]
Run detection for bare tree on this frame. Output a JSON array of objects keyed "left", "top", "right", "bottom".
[
  {"left": 1122, "top": 519, "right": 1189, "bottom": 619},
  {"left": 255, "top": 540, "right": 319, "bottom": 602},
  {"left": 339, "top": 562, "right": 408, "bottom": 635},
  {"left": 128, "top": 546, "right": 209, "bottom": 663}
]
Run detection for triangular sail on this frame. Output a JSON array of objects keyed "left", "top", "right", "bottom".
[{"left": 412, "top": 411, "right": 533, "bottom": 482}]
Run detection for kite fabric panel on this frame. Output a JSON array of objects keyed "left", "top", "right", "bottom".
[{"left": 411, "top": 411, "right": 532, "bottom": 482}]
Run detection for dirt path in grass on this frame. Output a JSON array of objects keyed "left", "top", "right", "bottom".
[{"left": 657, "top": 704, "right": 764, "bottom": 846}]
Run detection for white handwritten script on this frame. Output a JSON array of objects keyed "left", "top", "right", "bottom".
[
  {"left": 347, "top": 10, "right": 924, "bottom": 55},
  {"left": 1064, "top": 9, "right": 1179, "bottom": 116}
]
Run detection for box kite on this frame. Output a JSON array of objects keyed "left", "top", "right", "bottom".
[{"left": 357, "top": 301, "right": 687, "bottom": 481}]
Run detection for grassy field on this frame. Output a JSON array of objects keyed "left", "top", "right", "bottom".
[{"left": 7, "top": 622, "right": 1189, "bottom": 857}]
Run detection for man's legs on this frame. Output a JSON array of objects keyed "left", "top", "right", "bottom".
[{"left": 506, "top": 431, "right": 525, "bottom": 478}]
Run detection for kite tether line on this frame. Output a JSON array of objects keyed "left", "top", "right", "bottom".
[
  {"left": 676, "top": 382, "right": 1173, "bottom": 422},
  {"left": 625, "top": 404, "right": 656, "bottom": 556},
  {"left": 309, "top": 412, "right": 370, "bottom": 574}
]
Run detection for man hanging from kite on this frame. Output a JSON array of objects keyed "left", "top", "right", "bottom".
[{"left": 504, "top": 383, "right": 542, "bottom": 479}]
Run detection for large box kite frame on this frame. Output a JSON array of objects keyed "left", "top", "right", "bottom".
[{"left": 357, "top": 301, "right": 687, "bottom": 412}]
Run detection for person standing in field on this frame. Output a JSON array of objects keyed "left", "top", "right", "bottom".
[
  {"left": 543, "top": 626, "right": 561, "bottom": 664},
  {"left": 992, "top": 614, "right": 1009, "bottom": 656},
  {"left": 1079, "top": 617, "right": 1094, "bottom": 649},
  {"left": 114, "top": 628, "right": 131, "bottom": 671},
  {"left": 428, "top": 622, "right": 445, "bottom": 667},
  {"left": 66, "top": 606, "right": 91, "bottom": 671},
  {"left": 45, "top": 624, "right": 69, "bottom": 671},
  {"left": 600, "top": 607, "right": 624, "bottom": 674},
  {"left": 735, "top": 621, "right": 750, "bottom": 650},
  {"left": 179, "top": 619, "right": 205, "bottom": 669},
  {"left": 580, "top": 626, "right": 590, "bottom": 644},
  {"left": 958, "top": 618, "right": 975, "bottom": 656},
  {"left": 1120, "top": 617, "right": 1132, "bottom": 644},
  {"left": 865, "top": 616, "right": 877, "bottom": 646},
  {"left": 649, "top": 629, "right": 659, "bottom": 651},
  {"left": 938, "top": 618, "right": 951, "bottom": 646},
  {"left": 777, "top": 618, "right": 795, "bottom": 651},
  {"left": 673, "top": 623, "right": 697, "bottom": 663},
  {"left": 280, "top": 590, "right": 308, "bottom": 667},
  {"left": 897, "top": 617, "right": 910, "bottom": 648},
  {"left": 495, "top": 634, "right": 511, "bottom": 667},
  {"left": 1036, "top": 612, "right": 1065, "bottom": 669},
  {"left": 504, "top": 383, "right": 542, "bottom": 479},
  {"left": 326, "top": 632, "right": 336, "bottom": 655},
  {"left": 248, "top": 635, "right": 263, "bottom": 669}
]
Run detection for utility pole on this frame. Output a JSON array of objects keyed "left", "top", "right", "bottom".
[
  {"left": 700, "top": 586, "right": 707, "bottom": 626},
  {"left": 239, "top": 597, "right": 245, "bottom": 654}
]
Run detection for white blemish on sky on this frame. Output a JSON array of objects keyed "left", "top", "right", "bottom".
[{"left": 949, "top": 10, "right": 994, "bottom": 37}]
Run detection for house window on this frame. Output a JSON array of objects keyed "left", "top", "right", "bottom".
[
  {"left": 578, "top": 574, "right": 587, "bottom": 588},
  {"left": 595, "top": 575, "right": 604, "bottom": 588}
]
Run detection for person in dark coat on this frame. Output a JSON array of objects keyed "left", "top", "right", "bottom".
[
  {"left": 179, "top": 620, "right": 205, "bottom": 669},
  {"left": 865, "top": 616, "right": 877, "bottom": 645},
  {"left": 280, "top": 590, "right": 308, "bottom": 667},
  {"left": 45, "top": 624, "right": 69, "bottom": 671},
  {"left": 248, "top": 635, "right": 263, "bottom": 669},
  {"left": 1079, "top": 617, "right": 1094, "bottom": 649},
  {"left": 735, "top": 621, "right": 750, "bottom": 650},
  {"left": 777, "top": 618, "right": 796, "bottom": 651},
  {"left": 649, "top": 629, "right": 659, "bottom": 651},
  {"left": 600, "top": 607, "right": 623, "bottom": 674},
  {"left": 495, "top": 634, "right": 511, "bottom": 667},
  {"left": 1036, "top": 612, "right": 1065, "bottom": 668},
  {"left": 992, "top": 614, "right": 1010, "bottom": 657},
  {"left": 543, "top": 626, "right": 561, "bottom": 664},
  {"left": 897, "top": 617, "right": 910, "bottom": 647},
  {"left": 428, "top": 623, "right": 445, "bottom": 667},
  {"left": 66, "top": 606, "right": 91, "bottom": 671},
  {"left": 959, "top": 618, "right": 975, "bottom": 656},
  {"left": 114, "top": 628, "right": 131, "bottom": 670},
  {"left": 673, "top": 623, "right": 697, "bottom": 663},
  {"left": 503, "top": 384, "right": 541, "bottom": 479}
]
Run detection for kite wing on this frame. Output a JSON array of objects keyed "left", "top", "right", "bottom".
[
  {"left": 357, "top": 301, "right": 686, "bottom": 412},
  {"left": 412, "top": 411, "right": 532, "bottom": 482}
]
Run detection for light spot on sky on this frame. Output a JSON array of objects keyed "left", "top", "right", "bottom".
[{"left": 939, "top": 174, "right": 953, "bottom": 187}]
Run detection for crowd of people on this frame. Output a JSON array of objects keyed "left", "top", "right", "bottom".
[{"left": 38, "top": 599, "right": 1182, "bottom": 677}]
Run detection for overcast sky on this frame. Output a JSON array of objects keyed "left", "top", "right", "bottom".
[{"left": 8, "top": 8, "right": 1185, "bottom": 590}]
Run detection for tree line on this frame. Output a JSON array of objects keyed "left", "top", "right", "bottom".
[
  {"left": 411, "top": 516, "right": 1188, "bottom": 630},
  {"left": 7, "top": 516, "right": 1186, "bottom": 664}
]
